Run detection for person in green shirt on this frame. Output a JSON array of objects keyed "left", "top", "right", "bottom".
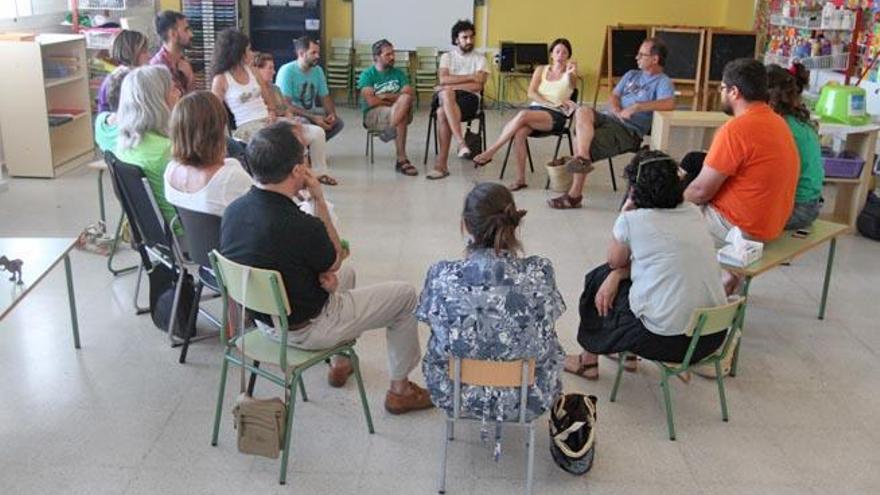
[
  {"left": 768, "top": 64, "right": 824, "bottom": 230},
  {"left": 358, "top": 39, "right": 417, "bottom": 176},
  {"left": 115, "top": 65, "right": 181, "bottom": 231},
  {"left": 94, "top": 66, "right": 130, "bottom": 153}
]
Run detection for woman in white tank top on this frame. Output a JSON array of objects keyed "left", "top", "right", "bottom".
[
  {"left": 472, "top": 38, "right": 578, "bottom": 191},
  {"left": 210, "top": 29, "right": 337, "bottom": 185}
]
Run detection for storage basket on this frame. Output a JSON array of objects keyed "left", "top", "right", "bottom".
[{"left": 822, "top": 149, "right": 865, "bottom": 178}]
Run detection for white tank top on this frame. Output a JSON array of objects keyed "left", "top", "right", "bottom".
[{"left": 223, "top": 66, "right": 268, "bottom": 126}]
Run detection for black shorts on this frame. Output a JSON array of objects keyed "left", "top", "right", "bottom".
[
  {"left": 576, "top": 263, "right": 724, "bottom": 363},
  {"left": 528, "top": 105, "right": 567, "bottom": 134},
  {"left": 432, "top": 90, "right": 480, "bottom": 121}
]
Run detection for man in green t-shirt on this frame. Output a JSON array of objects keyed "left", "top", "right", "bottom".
[{"left": 358, "top": 39, "right": 416, "bottom": 176}]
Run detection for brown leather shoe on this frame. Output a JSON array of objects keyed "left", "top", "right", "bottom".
[
  {"left": 384, "top": 382, "right": 434, "bottom": 415},
  {"left": 327, "top": 362, "right": 353, "bottom": 388}
]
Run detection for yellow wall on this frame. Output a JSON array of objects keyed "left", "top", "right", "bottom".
[{"left": 158, "top": 0, "right": 180, "bottom": 11}]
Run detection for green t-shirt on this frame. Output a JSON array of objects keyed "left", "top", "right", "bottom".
[
  {"left": 357, "top": 65, "right": 410, "bottom": 114},
  {"left": 116, "top": 132, "right": 179, "bottom": 231},
  {"left": 785, "top": 115, "right": 824, "bottom": 203},
  {"left": 94, "top": 112, "right": 117, "bottom": 153}
]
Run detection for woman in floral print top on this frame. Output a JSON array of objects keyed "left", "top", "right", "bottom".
[{"left": 416, "top": 183, "right": 566, "bottom": 426}]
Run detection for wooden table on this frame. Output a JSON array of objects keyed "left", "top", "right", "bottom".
[
  {"left": 650, "top": 111, "right": 878, "bottom": 229},
  {"left": 0, "top": 237, "right": 81, "bottom": 348}
]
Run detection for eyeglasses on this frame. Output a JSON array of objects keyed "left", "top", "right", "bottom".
[
  {"left": 635, "top": 52, "right": 653, "bottom": 59},
  {"left": 635, "top": 156, "right": 673, "bottom": 183}
]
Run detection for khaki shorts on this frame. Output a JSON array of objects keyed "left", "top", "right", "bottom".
[
  {"left": 363, "top": 106, "right": 412, "bottom": 131},
  {"left": 589, "top": 112, "right": 644, "bottom": 163}
]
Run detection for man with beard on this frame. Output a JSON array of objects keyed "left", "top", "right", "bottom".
[
  {"left": 276, "top": 36, "right": 344, "bottom": 140},
  {"left": 684, "top": 58, "right": 798, "bottom": 246},
  {"left": 549, "top": 38, "right": 675, "bottom": 209},
  {"left": 150, "top": 10, "right": 194, "bottom": 95},
  {"left": 358, "top": 39, "right": 417, "bottom": 176},
  {"left": 427, "top": 19, "right": 488, "bottom": 180}
]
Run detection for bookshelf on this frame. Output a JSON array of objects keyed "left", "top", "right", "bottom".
[{"left": 0, "top": 34, "right": 94, "bottom": 178}]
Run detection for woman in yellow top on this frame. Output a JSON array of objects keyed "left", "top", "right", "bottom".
[{"left": 473, "top": 38, "right": 578, "bottom": 191}]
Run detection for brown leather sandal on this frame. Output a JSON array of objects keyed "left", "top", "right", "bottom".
[
  {"left": 564, "top": 355, "right": 599, "bottom": 381},
  {"left": 548, "top": 193, "right": 583, "bottom": 209}
]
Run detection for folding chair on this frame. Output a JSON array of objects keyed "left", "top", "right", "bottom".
[
  {"left": 609, "top": 296, "right": 747, "bottom": 440},
  {"left": 437, "top": 357, "right": 538, "bottom": 494},
  {"left": 209, "top": 251, "right": 374, "bottom": 485}
]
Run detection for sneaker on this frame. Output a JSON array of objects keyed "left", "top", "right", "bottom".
[
  {"left": 457, "top": 146, "right": 471, "bottom": 158},
  {"left": 384, "top": 382, "right": 434, "bottom": 414},
  {"left": 379, "top": 127, "right": 397, "bottom": 142}
]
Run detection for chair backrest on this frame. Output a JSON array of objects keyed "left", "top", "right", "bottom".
[
  {"left": 105, "top": 151, "right": 171, "bottom": 256},
  {"left": 103, "top": 151, "right": 142, "bottom": 245},
  {"left": 448, "top": 357, "right": 537, "bottom": 424},
  {"left": 331, "top": 37, "right": 353, "bottom": 49},
  {"left": 209, "top": 250, "right": 292, "bottom": 318},
  {"left": 683, "top": 296, "right": 746, "bottom": 338},
  {"left": 176, "top": 207, "right": 221, "bottom": 267}
]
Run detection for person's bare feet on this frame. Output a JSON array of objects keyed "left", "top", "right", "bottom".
[{"left": 472, "top": 151, "right": 493, "bottom": 167}]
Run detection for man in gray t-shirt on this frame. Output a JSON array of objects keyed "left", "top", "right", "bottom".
[{"left": 549, "top": 38, "right": 676, "bottom": 210}]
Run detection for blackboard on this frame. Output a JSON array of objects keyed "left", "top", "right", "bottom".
[
  {"left": 707, "top": 31, "right": 758, "bottom": 82},
  {"left": 654, "top": 29, "right": 703, "bottom": 80},
  {"left": 609, "top": 27, "right": 649, "bottom": 77}
]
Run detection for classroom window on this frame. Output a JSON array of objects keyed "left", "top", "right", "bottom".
[{"left": 1, "top": 0, "right": 70, "bottom": 19}]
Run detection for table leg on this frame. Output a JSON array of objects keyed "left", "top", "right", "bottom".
[
  {"left": 818, "top": 237, "right": 837, "bottom": 320},
  {"left": 64, "top": 254, "right": 81, "bottom": 349},
  {"left": 730, "top": 276, "right": 752, "bottom": 378}
]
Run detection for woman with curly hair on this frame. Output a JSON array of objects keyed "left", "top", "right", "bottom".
[
  {"left": 565, "top": 150, "right": 727, "bottom": 380},
  {"left": 768, "top": 63, "right": 824, "bottom": 230}
]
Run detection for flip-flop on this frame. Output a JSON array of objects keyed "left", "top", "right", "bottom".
[
  {"left": 564, "top": 355, "right": 599, "bottom": 381},
  {"left": 507, "top": 182, "right": 528, "bottom": 192},
  {"left": 395, "top": 160, "right": 418, "bottom": 176},
  {"left": 472, "top": 155, "right": 492, "bottom": 168},
  {"left": 317, "top": 174, "right": 338, "bottom": 186},
  {"left": 426, "top": 169, "right": 450, "bottom": 180}
]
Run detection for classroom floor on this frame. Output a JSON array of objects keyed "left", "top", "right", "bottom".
[{"left": 1, "top": 105, "right": 878, "bottom": 495}]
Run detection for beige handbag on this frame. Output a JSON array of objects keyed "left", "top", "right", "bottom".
[{"left": 231, "top": 267, "right": 287, "bottom": 459}]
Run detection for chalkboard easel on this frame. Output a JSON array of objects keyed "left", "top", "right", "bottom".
[
  {"left": 652, "top": 27, "right": 705, "bottom": 110},
  {"left": 702, "top": 29, "right": 759, "bottom": 111},
  {"left": 593, "top": 24, "right": 650, "bottom": 107}
]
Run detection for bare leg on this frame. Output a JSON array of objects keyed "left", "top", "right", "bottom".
[
  {"left": 434, "top": 107, "right": 452, "bottom": 172},
  {"left": 474, "top": 110, "right": 553, "bottom": 163},
  {"left": 391, "top": 94, "right": 414, "bottom": 162},
  {"left": 439, "top": 88, "right": 465, "bottom": 147},
  {"left": 567, "top": 106, "right": 598, "bottom": 198},
  {"left": 511, "top": 127, "right": 531, "bottom": 186}
]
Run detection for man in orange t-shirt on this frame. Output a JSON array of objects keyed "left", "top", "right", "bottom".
[{"left": 684, "top": 58, "right": 799, "bottom": 244}]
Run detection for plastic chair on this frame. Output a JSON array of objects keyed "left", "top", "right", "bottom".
[
  {"left": 208, "top": 250, "right": 374, "bottom": 485},
  {"left": 326, "top": 38, "right": 354, "bottom": 105},
  {"left": 437, "top": 357, "right": 538, "bottom": 494},
  {"left": 609, "top": 296, "right": 747, "bottom": 441},
  {"left": 415, "top": 47, "right": 439, "bottom": 108},
  {"left": 423, "top": 91, "right": 487, "bottom": 166}
]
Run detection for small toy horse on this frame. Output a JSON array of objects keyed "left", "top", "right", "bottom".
[{"left": 0, "top": 255, "right": 23, "bottom": 285}]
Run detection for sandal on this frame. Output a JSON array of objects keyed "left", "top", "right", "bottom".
[
  {"left": 507, "top": 182, "right": 528, "bottom": 192},
  {"left": 564, "top": 354, "right": 599, "bottom": 381},
  {"left": 472, "top": 154, "right": 493, "bottom": 168},
  {"left": 426, "top": 169, "right": 450, "bottom": 180},
  {"left": 606, "top": 353, "right": 639, "bottom": 372},
  {"left": 395, "top": 160, "right": 418, "bottom": 176},
  {"left": 317, "top": 174, "right": 338, "bottom": 186},
  {"left": 547, "top": 193, "right": 583, "bottom": 209}
]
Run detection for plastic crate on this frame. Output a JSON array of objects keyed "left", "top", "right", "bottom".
[
  {"left": 822, "top": 149, "right": 865, "bottom": 178},
  {"left": 84, "top": 28, "right": 121, "bottom": 51}
]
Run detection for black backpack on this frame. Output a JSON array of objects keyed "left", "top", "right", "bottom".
[
  {"left": 148, "top": 262, "right": 197, "bottom": 338},
  {"left": 857, "top": 191, "right": 880, "bottom": 241}
]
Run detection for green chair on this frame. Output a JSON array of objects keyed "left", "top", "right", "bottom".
[
  {"left": 414, "top": 47, "right": 439, "bottom": 108},
  {"left": 609, "top": 296, "right": 746, "bottom": 441},
  {"left": 208, "top": 251, "right": 374, "bottom": 485}
]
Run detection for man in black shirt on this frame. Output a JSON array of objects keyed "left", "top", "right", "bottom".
[{"left": 221, "top": 121, "right": 431, "bottom": 414}]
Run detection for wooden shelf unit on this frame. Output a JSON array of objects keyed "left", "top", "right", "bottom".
[{"left": 0, "top": 34, "right": 94, "bottom": 178}]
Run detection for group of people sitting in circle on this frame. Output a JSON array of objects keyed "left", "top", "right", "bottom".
[{"left": 93, "top": 10, "right": 824, "bottom": 418}]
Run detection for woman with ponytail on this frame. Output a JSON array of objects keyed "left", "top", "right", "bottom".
[
  {"left": 768, "top": 63, "right": 824, "bottom": 230},
  {"left": 566, "top": 150, "right": 727, "bottom": 380},
  {"left": 416, "top": 182, "right": 566, "bottom": 422}
]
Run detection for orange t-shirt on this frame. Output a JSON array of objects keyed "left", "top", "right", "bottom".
[{"left": 705, "top": 103, "right": 799, "bottom": 241}]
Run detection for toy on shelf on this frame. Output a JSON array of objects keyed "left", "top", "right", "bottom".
[{"left": 0, "top": 255, "right": 23, "bottom": 285}]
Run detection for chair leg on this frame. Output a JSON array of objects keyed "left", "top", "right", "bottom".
[
  {"left": 210, "top": 354, "right": 231, "bottom": 446},
  {"left": 424, "top": 113, "right": 434, "bottom": 165},
  {"left": 660, "top": 374, "right": 677, "bottom": 441},
  {"left": 107, "top": 214, "right": 138, "bottom": 276},
  {"left": 365, "top": 132, "right": 369, "bottom": 157},
  {"left": 608, "top": 157, "right": 618, "bottom": 192},
  {"left": 525, "top": 423, "right": 535, "bottom": 495},
  {"left": 247, "top": 360, "right": 260, "bottom": 395},
  {"left": 480, "top": 114, "right": 487, "bottom": 150},
  {"left": 166, "top": 267, "right": 187, "bottom": 346},
  {"left": 178, "top": 282, "right": 203, "bottom": 364},
  {"left": 279, "top": 372, "right": 299, "bottom": 485},
  {"left": 553, "top": 135, "right": 563, "bottom": 160},
  {"left": 348, "top": 349, "right": 375, "bottom": 434},
  {"left": 715, "top": 361, "right": 730, "bottom": 422},
  {"left": 526, "top": 140, "right": 534, "bottom": 173},
  {"left": 609, "top": 352, "right": 627, "bottom": 402},
  {"left": 437, "top": 419, "right": 451, "bottom": 494},
  {"left": 567, "top": 131, "right": 574, "bottom": 156},
  {"left": 132, "top": 262, "right": 150, "bottom": 315},
  {"left": 499, "top": 140, "right": 514, "bottom": 180},
  {"left": 298, "top": 374, "right": 308, "bottom": 402}
]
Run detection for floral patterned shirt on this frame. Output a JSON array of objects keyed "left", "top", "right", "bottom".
[{"left": 416, "top": 249, "right": 566, "bottom": 427}]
